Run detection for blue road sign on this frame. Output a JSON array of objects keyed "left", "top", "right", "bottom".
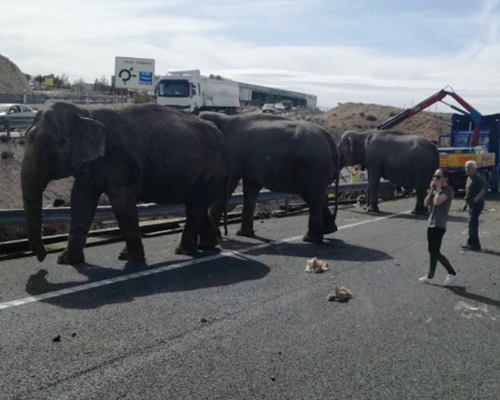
[{"left": 139, "top": 72, "right": 153, "bottom": 85}]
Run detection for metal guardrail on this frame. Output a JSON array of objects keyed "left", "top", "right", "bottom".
[
  {"left": 0, "top": 181, "right": 393, "bottom": 226},
  {"left": 0, "top": 116, "right": 35, "bottom": 139}
]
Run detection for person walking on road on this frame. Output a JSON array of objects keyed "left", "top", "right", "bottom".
[
  {"left": 461, "top": 160, "right": 490, "bottom": 251},
  {"left": 420, "top": 168, "right": 458, "bottom": 286}
]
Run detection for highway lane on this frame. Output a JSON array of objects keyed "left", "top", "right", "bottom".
[{"left": 1, "top": 197, "right": 499, "bottom": 400}]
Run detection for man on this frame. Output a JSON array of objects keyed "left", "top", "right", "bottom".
[{"left": 461, "top": 160, "right": 490, "bottom": 250}]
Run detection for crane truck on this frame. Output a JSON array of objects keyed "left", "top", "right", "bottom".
[
  {"left": 156, "top": 70, "right": 240, "bottom": 114},
  {"left": 377, "top": 87, "right": 500, "bottom": 192}
]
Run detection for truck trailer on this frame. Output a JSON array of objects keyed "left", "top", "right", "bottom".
[{"left": 156, "top": 70, "right": 240, "bottom": 114}]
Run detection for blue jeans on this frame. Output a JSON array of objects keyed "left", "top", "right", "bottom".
[{"left": 468, "top": 200, "right": 484, "bottom": 247}]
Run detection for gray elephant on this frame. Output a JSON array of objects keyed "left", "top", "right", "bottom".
[
  {"left": 338, "top": 129, "right": 439, "bottom": 214},
  {"left": 199, "top": 112, "right": 340, "bottom": 243},
  {"left": 21, "top": 101, "right": 228, "bottom": 265}
]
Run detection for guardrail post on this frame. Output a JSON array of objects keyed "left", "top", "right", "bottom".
[{"left": 6, "top": 118, "right": 11, "bottom": 140}]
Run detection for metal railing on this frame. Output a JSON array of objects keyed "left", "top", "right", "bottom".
[{"left": 0, "top": 181, "right": 391, "bottom": 226}]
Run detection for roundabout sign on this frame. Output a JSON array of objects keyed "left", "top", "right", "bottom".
[{"left": 114, "top": 56, "right": 155, "bottom": 90}]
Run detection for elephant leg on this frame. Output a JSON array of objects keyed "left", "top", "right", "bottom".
[
  {"left": 322, "top": 195, "right": 338, "bottom": 234},
  {"left": 58, "top": 180, "right": 102, "bottom": 265},
  {"left": 301, "top": 192, "right": 324, "bottom": 243},
  {"left": 411, "top": 184, "right": 428, "bottom": 215},
  {"left": 198, "top": 210, "right": 219, "bottom": 250},
  {"left": 366, "top": 168, "right": 380, "bottom": 213},
  {"left": 176, "top": 205, "right": 199, "bottom": 255},
  {"left": 237, "top": 178, "right": 262, "bottom": 237},
  {"left": 210, "top": 174, "right": 240, "bottom": 237},
  {"left": 107, "top": 189, "right": 145, "bottom": 262}
]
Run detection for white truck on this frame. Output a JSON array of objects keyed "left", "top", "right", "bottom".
[{"left": 156, "top": 70, "right": 240, "bottom": 114}]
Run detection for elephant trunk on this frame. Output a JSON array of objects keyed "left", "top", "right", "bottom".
[{"left": 21, "top": 154, "right": 48, "bottom": 262}]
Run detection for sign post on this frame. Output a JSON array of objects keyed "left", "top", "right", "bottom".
[{"left": 114, "top": 57, "right": 155, "bottom": 90}]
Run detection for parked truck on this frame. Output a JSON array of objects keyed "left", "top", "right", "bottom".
[
  {"left": 377, "top": 87, "right": 500, "bottom": 192},
  {"left": 156, "top": 70, "right": 240, "bottom": 114}
]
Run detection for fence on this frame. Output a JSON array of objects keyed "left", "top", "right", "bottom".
[
  {"left": 0, "top": 181, "right": 393, "bottom": 227},
  {"left": 0, "top": 93, "right": 127, "bottom": 106}
]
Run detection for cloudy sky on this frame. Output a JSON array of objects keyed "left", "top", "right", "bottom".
[{"left": 3, "top": 0, "right": 500, "bottom": 113}]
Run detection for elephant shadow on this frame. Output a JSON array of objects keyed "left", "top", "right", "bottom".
[
  {"left": 25, "top": 254, "right": 270, "bottom": 310},
  {"left": 227, "top": 236, "right": 393, "bottom": 263}
]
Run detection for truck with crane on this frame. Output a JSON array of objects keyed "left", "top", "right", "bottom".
[
  {"left": 155, "top": 70, "right": 240, "bottom": 114},
  {"left": 377, "top": 87, "right": 500, "bottom": 191}
]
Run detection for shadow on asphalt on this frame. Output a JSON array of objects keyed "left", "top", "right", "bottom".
[
  {"left": 347, "top": 209, "right": 469, "bottom": 223},
  {"left": 445, "top": 286, "right": 500, "bottom": 311},
  {"left": 25, "top": 253, "right": 270, "bottom": 309},
  {"left": 477, "top": 249, "right": 500, "bottom": 258},
  {"left": 224, "top": 236, "right": 393, "bottom": 263}
]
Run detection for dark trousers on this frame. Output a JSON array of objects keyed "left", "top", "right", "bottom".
[
  {"left": 467, "top": 200, "right": 484, "bottom": 247},
  {"left": 427, "top": 227, "right": 456, "bottom": 279}
]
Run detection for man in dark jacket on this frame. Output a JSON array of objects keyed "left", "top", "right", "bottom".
[{"left": 461, "top": 160, "right": 490, "bottom": 250}]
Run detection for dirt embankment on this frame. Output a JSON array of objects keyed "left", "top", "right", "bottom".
[{"left": 318, "top": 102, "right": 451, "bottom": 143}]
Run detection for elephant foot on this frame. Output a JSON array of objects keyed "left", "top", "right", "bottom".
[
  {"left": 175, "top": 243, "right": 198, "bottom": 255},
  {"left": 198, "top": 237, "right": 219, "bottom": 251},
  {"left": 365, "top": 205, "right": 380, "bottom": 213},
  {"left": 118, "top": 246, "right": 145, "bottom": 261},
  {"left": 303, "top": 233, "right": 323, "bottom": 243},
  {"left": 411, "top": 208, "right": 427, "bottom": 215},
  {"left": 57, "top": 249, "right": 85, "bottom": 265},
  {"left": 236, "top": 228, "right": 255, "bottom": 237},
  {"left": 323, "top": 222, "right": 338, "bottom": 234}
]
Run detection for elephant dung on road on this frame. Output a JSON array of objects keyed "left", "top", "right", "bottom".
[
  {"left": 21, "top": 101, "right": 228, "bottom": 265},
  {"left": 338, "top": 129, "right": 439, "bottom": 214},
  {"left": 199, "top": 112, "right": 340, "bottom": 243}
]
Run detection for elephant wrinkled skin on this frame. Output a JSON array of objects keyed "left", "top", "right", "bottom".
[
  {"left": 338, "top": 129, "right": 439, "bottom": 214},
  {"left": 21, "top": 101, "right": 228, "bottom": 264},
  {"left": 199, "top": 112, "right": 340, "bottom": 243}
]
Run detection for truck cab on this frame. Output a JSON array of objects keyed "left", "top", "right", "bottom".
[{"left": 156, "top": 70, "right": 201, "bottom": 113}]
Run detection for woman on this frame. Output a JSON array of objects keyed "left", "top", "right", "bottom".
[{"left": 419, "top": 168, "right": 458, "bottom": 286}]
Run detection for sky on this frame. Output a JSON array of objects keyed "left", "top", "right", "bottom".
[{"left": 2, "top": 0, "right": 500, "bottom": 113}]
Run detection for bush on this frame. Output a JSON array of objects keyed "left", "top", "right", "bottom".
[
  {"left": 365, "top": 115, "right": 377, "bottom": 122},
  {"left": 134, "top": 93, "right": 153, "bottom": 104},
  {"left": 359, "top": 112, "right": 365, "bottom": 117},
  {"left": 389, "top": 112, "right": 396, "bottom": 117},
  {"left": 0, "top": 135, "right": 11, "bottom": 143}
]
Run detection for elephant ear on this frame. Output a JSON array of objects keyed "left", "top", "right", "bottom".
[{"left": 71, "top": 116, "right": 106, "bottom": 169}]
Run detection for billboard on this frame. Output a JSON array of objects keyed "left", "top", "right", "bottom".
[{"left": 114, "top": 57, "right": 155, "bottom": 90}]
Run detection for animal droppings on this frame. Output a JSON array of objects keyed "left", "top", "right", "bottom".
[
  {"left": 327, "top": 287, "right": 353, "bottom": 302},
  {"left": 305, "top": 257, "right": 329, "bottom": 273}
]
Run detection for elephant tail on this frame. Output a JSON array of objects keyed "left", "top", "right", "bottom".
[
  {"left": 323, "top": 130, "right": 341, "bottom": 220},
  {"left": 333, "top": 148, "right": 340, "bottom": 220}
]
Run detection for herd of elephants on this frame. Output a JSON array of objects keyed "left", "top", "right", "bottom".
[{"left": 20, "top": 101, "right": 439, "bottom": 265}]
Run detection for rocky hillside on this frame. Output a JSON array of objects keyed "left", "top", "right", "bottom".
[{"left": 0, "top": 54, "right": 32, "bottom": 94}]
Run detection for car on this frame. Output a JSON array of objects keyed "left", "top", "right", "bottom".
[
  {"left": 0, "top": 104, "right": 37, "bottom": 132},
  {"left": 274, "top": 103, "right": 286, "bottom": 112},
  {"left": 262, "top": 103, "right": 278, "bottom": 114}
]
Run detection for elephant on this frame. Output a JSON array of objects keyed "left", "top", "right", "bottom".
[
  {"left": 21, "top": 101, "right": 228, "bottom": 265},
  {"left": 199, "top": 112, "right": 340, "bottom": 243},
  {"left": 338, "top": 129, "right": 439, "bottom": 214}
]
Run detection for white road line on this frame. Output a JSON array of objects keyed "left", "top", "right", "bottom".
[{"left": 0, "top": 210, "right": 410, "bottom": 310}]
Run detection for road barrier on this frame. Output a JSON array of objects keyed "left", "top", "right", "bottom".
[{"left": 0, "top": 181, "right": 393, "bottom": 226}]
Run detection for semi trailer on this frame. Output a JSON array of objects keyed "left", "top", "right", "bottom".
[{"left": 156, "top": 70, "right": 240, "bottom": 114}]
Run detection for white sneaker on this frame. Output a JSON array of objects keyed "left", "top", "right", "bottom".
[
  {"left": 419, "top": 276, "right": 431, "bottom": 284},
  {"left": 443, "top": 274, "right": 458, "bottom": 287}
]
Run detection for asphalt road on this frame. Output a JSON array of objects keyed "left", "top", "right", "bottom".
[{"left": 1, "top": 197, "right": 499, "bottom": 400}]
